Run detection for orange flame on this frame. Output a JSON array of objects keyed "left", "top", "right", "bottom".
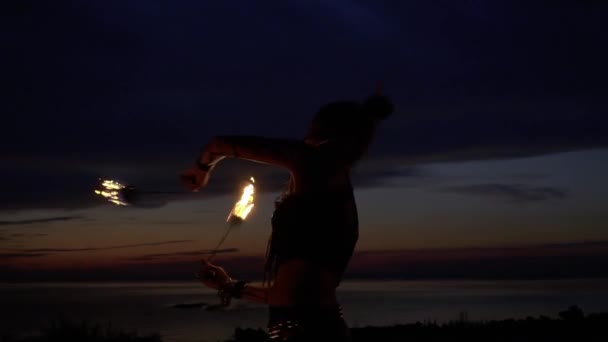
[
  {"left": 94, "top": 179, "right": 129, "bottom": 206},
  {"left": 227, "top": 177, "right": 255, "bottom": 222}
]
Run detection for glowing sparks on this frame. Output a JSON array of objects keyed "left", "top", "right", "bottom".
[
  {"left": 227, "top": 177, "right": 255, "bottom": 224},
  {"left": 94, "top": 179, "right": 129, "bottom": 206}
]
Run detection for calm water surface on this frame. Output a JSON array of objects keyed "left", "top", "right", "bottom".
[{"left": 1, "top": 279, "right": 608, "bottom": 342}]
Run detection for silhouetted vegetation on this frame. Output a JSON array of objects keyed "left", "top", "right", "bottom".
[
  {"left": 2, "top": 307, "right": 606, "bottom": 341},
  {"left": 225, "top": 306, "right": 608, "bottom": 342},
  {"left": 1, "top": 318, "right": 161, "bottom": 342}
]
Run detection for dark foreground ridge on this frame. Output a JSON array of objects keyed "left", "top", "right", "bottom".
[
  {"left": 1, "top": 319, "right": 161, "bottom": 342},
  {"left": 2, "top": 306, "right": 606, "bottom": 342},
  {"left": 226, "top": 306, "right": 607, "bottom": 342}
]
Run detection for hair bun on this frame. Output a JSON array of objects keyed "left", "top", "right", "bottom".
[{"left": 362, "top": 95, "right": 394, "bottom": 120}]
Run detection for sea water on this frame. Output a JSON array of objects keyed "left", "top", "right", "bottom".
[{"left": 1, "top": 279, "right": 608, "bottom": 342}]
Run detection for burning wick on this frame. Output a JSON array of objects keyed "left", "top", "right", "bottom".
[
  {"left": 226, "top": 177, "right": 255, "bottom": 225},
  {"left": 202, "top": 177, "right": 256, "bottom": 307},
  {"left": 94, "top": 179, "right": 194, "bottom": 207},
  {"left": 207, "top": 177, "right": 256, "bottom": 263},
  {"left": 94, "top": 179, "right": 133, "bottom": 206}
]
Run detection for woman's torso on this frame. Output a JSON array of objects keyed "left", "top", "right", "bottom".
[{"left": 267, "top": 148, "right": 359, "bottom": 307}]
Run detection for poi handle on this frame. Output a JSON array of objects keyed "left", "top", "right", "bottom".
[{"left": 197, "top": 269, "right": 231, "bottom": 307}]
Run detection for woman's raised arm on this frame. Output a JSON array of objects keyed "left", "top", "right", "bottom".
[
  {"left": 180, "top": 135, "right": 311, "bottom": 192},
  {"left": 197, "top": 135, "right": 309, "bottom": 171}
]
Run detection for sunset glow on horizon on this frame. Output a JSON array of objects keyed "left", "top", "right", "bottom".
[{"left": 2, "top": 149, "right": 607, "bottom": 280}]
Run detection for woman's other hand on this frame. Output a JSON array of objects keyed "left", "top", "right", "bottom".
[{"left": 198, "top": 260, "right": 232, "bottom": 290}]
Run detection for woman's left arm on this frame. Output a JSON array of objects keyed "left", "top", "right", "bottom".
[
  {"left": 197, "top": 135, "right": 309, "bottom": 171},
  {"left": 181, "top": 135, "right": 310, "bottom": 191}
]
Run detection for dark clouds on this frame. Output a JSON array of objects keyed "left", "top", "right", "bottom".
[
  {"left": 345, "top": 240, "right": 608, "bottom": 279},
  {"left": 352, "top": 166, "right": 431, "bottom": 188},
  {"left": 0, "top": 216, "right": 82, "bottom": 226},
  {"left": 3, "top": 1, "right": 607, "bottom": 210},
  {"left": 3, "top": 240, "right": 607, "bottom": 280},
  {"left": 127, "top": 248, "right": 239, "bottom": 261},
  {"left": 0, "top": 232, "right": 47, "bottom": 243},
  {"left": 17, "top": 239, "right": 196, "bottom": 253},
  {"left": 0, "top": 252, "right": 46, "bottom": 260},
  {"left": 8, "top": 233, "right": 47, "bottom": 238},
  {"left": 0, "top": 239, "right": 197, "bottom": 261},
  {"left": 441, "top": 183, "right": 569, "bottom": 203}
]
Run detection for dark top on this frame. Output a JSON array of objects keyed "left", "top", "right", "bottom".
[{"left": 269, "top": 180, "right": 359, "bottom": 281}]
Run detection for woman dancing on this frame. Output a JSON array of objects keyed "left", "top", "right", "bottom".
[{"left": 180, "top": 85, "right": 393, "bottom": 341}]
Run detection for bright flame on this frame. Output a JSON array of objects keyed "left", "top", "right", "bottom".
[
  {"left": 94, "top": 179, "right": 129, "bottom": 206},
  {"left": 228, "top": 177, "right": 255, "bottom": 222}
]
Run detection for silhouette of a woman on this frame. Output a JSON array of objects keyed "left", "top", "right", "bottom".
[{"left": 181, "top": 85, "right": 393, "bottom": 341}]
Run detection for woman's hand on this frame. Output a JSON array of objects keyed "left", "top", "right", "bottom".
[
  {"left": 180, "top": 165, "right": 211, "bottom": 192},
  {"left": 197, "top": 260, "right": 232, "bottom": 290}
]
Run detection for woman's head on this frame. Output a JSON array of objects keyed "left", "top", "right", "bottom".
[{"left": 305, "top": 93, "right": 394, "bottom": 166}]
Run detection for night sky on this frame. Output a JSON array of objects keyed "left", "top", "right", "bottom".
[{"left": 1, "top": 1, "right": 607, "bottom": 281}]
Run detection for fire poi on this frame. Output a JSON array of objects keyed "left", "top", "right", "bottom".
[
  {"left": 94, "top": 179, "right": 134, "bottom": 206},
  {"left": 226, "top": 177, "right": 256, "bottom": 225},
  {"left": 93, "top": 176, "right": 256, "bottom": 257},
  {"left": 207, "top": 177, "right": 255, "bottom": 262}
]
